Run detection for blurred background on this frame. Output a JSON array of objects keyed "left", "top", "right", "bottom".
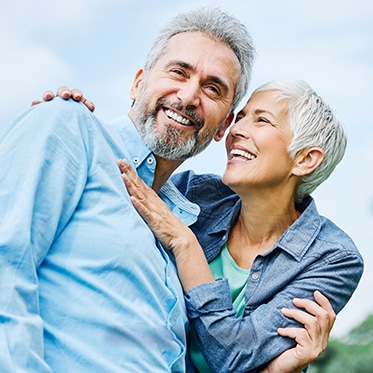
[{"left": 1, "top": 0, "right": 372, "bottom": 367}]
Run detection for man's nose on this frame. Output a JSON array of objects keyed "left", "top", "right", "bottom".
[{"left": 176, "top": 80, "right": 201, "bottom": 107}]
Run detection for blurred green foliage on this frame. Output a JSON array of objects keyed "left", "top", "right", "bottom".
[{"left": 309, "top": 314, "right": 373, "bottom": 373}]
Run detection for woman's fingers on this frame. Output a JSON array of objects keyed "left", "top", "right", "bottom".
[
  {"left": 118, "top": 159, "right": 189, "bottom": 250},
  {"left": 280, "top": 291, "right": 335, "bottom": 358},
  {"left": 31, "top": 86, "right": 95, "bottom": 112}
]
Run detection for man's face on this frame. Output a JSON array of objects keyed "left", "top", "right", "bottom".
[{"left": 129, "top": 32, "right": 241, "bottom": 160}]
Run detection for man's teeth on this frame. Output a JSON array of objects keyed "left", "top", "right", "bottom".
[
  {"left": 231, "top": 149, "right": 256, "bottom": 160},
  {"left": 165, "top": 109, "right": 191, "bottom": 125}
]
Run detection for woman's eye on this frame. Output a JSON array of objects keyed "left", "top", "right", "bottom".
[
  {"left": 258, "top": 117, "right": 270, "bottom": 124},
  {"left": 235, "top": 115, "right": 243, "bottom": 123}
]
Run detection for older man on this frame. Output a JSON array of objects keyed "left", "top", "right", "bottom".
[{"left": 0, "top": 7, "right": 254, "bottom": 373}]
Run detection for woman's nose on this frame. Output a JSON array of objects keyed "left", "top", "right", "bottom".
[{"left": 229, "top": 117, "right": 251, "bottom": 139}]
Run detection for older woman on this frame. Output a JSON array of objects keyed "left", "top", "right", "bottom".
[{"left": 120, "top": 80, "right": 364, "bottom": 373}]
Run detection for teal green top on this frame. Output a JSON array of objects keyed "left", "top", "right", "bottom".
[{"left": 189, "top": 243, "right": 250, "bottom": 372}]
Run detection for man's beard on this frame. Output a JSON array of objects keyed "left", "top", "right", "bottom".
[
  {"left": 132, "top": 91, "right": 223, "bottom": 161},
  {"left": 141, "top": 114, "right": 216, "bottom": 160}
]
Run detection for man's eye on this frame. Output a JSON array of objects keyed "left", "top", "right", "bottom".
[
  {"left": 170, "top": 69, "right": 184, "bottom": 76},
  {"left": 206, "top": 85, "right": 218, "bottom": 92},
  {"left": 205, "top": 85, "right": 221, "bottom": 96}
]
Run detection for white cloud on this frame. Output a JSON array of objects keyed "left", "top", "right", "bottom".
[
  {"left": 0, "top": 0, "right": 129, "bottom": 125},
  {"left": 0, "top": 28, "right": 72, "bottom": 126},
  {"left": 2, "top": 0, "right": 126, "bottom": 32}
]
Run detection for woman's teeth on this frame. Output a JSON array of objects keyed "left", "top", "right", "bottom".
[{"left": 230, "top": 149, "right": 256, "bottom": 160}]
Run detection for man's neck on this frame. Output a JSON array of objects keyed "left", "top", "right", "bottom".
[{"left": 152, "top": 156, "right": 184, "bottom": 193}]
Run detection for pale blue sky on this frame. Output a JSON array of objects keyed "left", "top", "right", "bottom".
[{"left": 1, "top": 0, "right": 372, "bottom": 337}]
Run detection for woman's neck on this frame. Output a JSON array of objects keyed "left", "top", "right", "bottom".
[{"left": 227, "top": 188, "right": 300, "bottom": 269}]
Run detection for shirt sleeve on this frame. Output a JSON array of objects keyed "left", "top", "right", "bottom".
[
  {"left": 0, "top": 99, "right": 93, "bottom": 372},
  {"left": 185, "top": 248, "right": 363, "bottom": 373}
]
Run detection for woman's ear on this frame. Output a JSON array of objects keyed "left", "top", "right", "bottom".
[
  {"left": 214, "top": 112, "right": 235, "bottom": 142},
  {"left": 130, "top": 69, "right": 144, "bottom": 100},
  {"left": 293, "top": 147, "right": 324, "bottom": 176}
]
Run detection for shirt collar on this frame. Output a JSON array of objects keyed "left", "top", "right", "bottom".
[
  {"left": 111, "top": 116, "right": 156, "bottom": 187},
  {"left": 159, "top": 181, "right": 200, "bottom": 226},
  {"left": 110, "top": 116, "right": 200, "bottom": 226}
]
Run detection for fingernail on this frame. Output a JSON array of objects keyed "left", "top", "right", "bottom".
[{"left": 118, "top": 159, "right": 129, "bottom": 169}]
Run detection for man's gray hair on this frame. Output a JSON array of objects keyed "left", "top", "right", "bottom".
[
  {"left": 144, "top": 7, "right": 255, "bottom": 111},
  {"left": 253, "top": 80, "right": 347, "bottom": 201}
]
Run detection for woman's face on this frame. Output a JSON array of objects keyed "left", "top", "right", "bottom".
[{"left": 223, "top": 90, "right": 297, "bottom": 195}]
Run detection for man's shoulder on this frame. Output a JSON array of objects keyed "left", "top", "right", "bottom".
[
  {"left": 0, "top": 98, "right": 106, "bottom": 157},
  {"left": 23, "top": 98, "right": 102, "bottom": 138},
  {"left": 33, "top": 98, "right": 97, "bottom": 124}
]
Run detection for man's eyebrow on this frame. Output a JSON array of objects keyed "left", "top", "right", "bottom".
[
  {"left": 207, "top": 75, "right": 229, "bottom": 94},
  {"left": 164, "top": 60, "right": 193, "bottom": 71},
  {"left": 164, "top": 60, "right": 230, "bottom": 93}
]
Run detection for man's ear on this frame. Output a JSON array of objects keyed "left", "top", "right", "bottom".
[
  {"left": 214, "top": 112, "right": 235, "bottom": 142},
  {"left": 130, "top": 69, "right": 144, "bottom": 100},
  {"left": 293, "top": 147, "right": 324, "bottom": 176}
]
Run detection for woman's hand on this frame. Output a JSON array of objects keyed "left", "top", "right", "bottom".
[
  {"left": 118, "top": 159, "right": 214, "bottom": 291},
  {"left": 260, "top": 290, "right": 336, "bottom": 373},
  {"left": 118, "top": 159, "right": 192, "bottom": 251},
  {"left": 31, "top": 86, "right": 95, "bottom": 112}
]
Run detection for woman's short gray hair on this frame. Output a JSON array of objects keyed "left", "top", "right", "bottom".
[
  {"left": 144, "top": 7, "right": 255, "bottom": 111},
  {"left": 253, "top": 80, "right": 347, "bottom": 201}
]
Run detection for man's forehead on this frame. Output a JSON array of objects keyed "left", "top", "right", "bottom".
[
  {"left": 166, "top": 31, "right": 227, "bottom": 51},
  {"left": 160, "top": 32, "right": 240, "bottom": 80}
]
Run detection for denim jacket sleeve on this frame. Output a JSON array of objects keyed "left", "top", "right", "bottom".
[{"left": 185, "top": 242, "right": 363, "bottom": 373}]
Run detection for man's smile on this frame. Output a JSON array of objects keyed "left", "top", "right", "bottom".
[{"left": 164, "top": 108, "right": 194, "bottom": 126}]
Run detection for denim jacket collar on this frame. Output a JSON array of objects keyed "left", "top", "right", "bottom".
[
  {"left": 195, "top": 184, "right": 321, "bottom": 263},
  {"left": 277, "top": 197, "right": 322, "bottom": 261}
]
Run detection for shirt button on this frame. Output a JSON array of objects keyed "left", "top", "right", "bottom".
[
  {"left": 147, "top": 158, "right": 154, "bottom": 164},
  {"left": 133, "top": 157, "right": 139, "bottom": 164},
  {"left": 251, "top": 273, "right": 260, "bottom": 281}
]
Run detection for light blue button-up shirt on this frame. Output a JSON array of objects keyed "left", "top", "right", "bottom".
[{"left": 0, "top": 99, "right": 199, "bottom": 372}]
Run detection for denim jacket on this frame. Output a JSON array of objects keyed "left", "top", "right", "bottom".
[{"left": 171, "top": 171, "right": 364, "bottom": 373}]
